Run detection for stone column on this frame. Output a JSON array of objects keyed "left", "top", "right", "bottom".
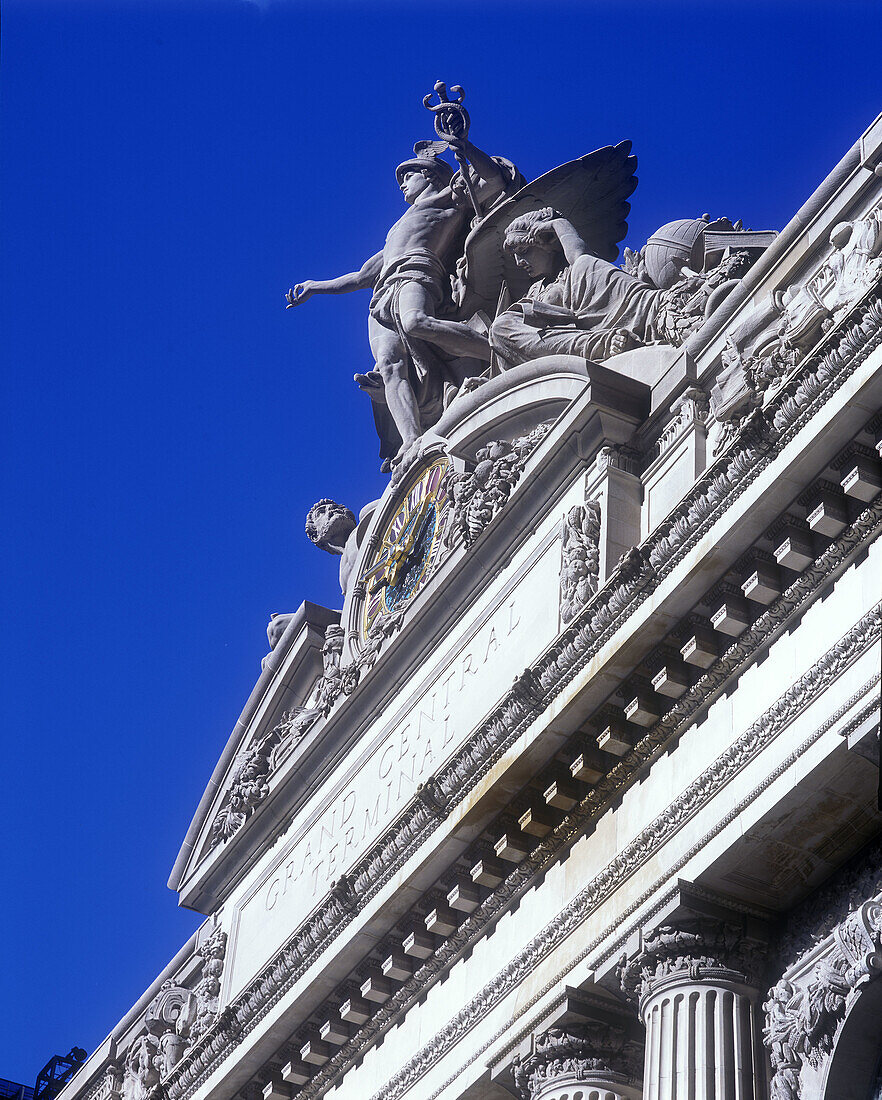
[
  {"left": 512, "top": 1022, "right": 643, "bottom": 1100},
  {"left": 618, "top": 920, "right": 767, "bottom": 1100}
]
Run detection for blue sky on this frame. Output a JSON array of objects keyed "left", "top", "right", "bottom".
[{"left": 2, "top": 0, "right": 880, "bottom": 1082}]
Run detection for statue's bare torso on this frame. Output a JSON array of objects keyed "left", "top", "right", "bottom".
[
  {"left": 382, "top": 195, "right": 466, "bottom": 268},
  {"left": 287, "top": 138, "right": 509, "bottom": 468}
]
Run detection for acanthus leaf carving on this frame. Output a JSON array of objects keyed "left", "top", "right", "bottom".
[
  {"left": 511, "top": 1024, "right": 642, "bottom": 1100},
  {"left": 617, "top": 919, "right": 766, "bottom": 1004}
]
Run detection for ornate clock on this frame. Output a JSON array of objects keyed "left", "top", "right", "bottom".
[{"left": 361, "top": 456, "right": 451, "bottom": 636}]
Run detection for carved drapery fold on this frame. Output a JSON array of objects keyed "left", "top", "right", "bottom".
[{"left": 513, "top": 1024, "right": 643, "bottom": 1100}]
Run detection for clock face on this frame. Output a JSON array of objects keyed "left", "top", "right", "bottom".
[{"left": 361, "top": 456, "right": 451, "bottom": 636}]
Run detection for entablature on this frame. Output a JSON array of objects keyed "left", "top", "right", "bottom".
[{"left": 74, "top": 108, "right": 882, "bottom": 1100}]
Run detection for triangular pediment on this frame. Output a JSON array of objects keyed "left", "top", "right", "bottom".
[{"left": 169, "top": 600, "right": 338, "bottom": 911}]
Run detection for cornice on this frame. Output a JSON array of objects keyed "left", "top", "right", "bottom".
[
  {"left": 165, "top": 503, "right": 881, "bottom": 1100},
  {"left": 156, "top": 273, "right": 882, "bottom": 1100},
  {"left": 376, "top": 613, "right": 880, "bottom": 1100}
]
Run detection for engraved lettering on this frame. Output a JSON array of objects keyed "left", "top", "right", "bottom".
[
  {"left": 236, "top": 559, "right": 559, "bottom": 996},
  {"left": 363, "top": 791, "right": 382, "bottom": 837},
  {"left": 418, "top": 691, "right": 437, "bottom": 735},
  {"left": 397, "top": 749, "right": 417, "bottom": 800},
  {"left": 439, "top": 667, "right": 457, "bottom": 709},
  {"left": 398, "top": 723, "right": 411, "bottom": 761},
  {"left": 378, "top": 743, "right": 395, "bottom": 779},
  {"left": 340, "top": 789, "right": 356, "bottom": 826},
  {"left": 460, "top": 650, "right": 477, "bottom": 689}
]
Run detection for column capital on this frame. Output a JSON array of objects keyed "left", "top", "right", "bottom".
[
  {"left": 618, "top": 918, "right": 768, "bottom": 1005},
  {"left": 512, "top": 1021, "right": 642, "bottom": 1100},
  {"left": 616, "top": 883, "right": 773, "bottom": 1006}
]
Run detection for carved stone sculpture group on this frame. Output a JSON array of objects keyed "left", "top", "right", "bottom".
[{"left": 286, "top": 84, "right": 769, "bottom": 478}]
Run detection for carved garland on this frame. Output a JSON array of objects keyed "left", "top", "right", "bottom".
[
  {"left": 442, "top": 423, "right": 552, "bottom": 550},
  {"left": 209, "top": 612, "right": 407, "bottom": 847},
  {"left": 164, "top": 286, "right": 882, "bottom": 1099}
]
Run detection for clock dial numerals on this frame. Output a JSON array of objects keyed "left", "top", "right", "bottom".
[{"left": 362, "top": 457, "right": 450, "bottom": 636}]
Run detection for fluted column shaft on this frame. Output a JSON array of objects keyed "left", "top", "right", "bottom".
[
  {"left": 618, "top": 916, "right": 768, "bottom": 1100},
  {"left": 532, "top": 1076, "right": 639, "bottom": 1100},
  {"left": 640, "top": 969, "right": 763, "bottom": 1100}
]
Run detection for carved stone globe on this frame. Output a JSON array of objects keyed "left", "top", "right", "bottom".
[{"left": 643, "top": 216, "right": 709, "bottom": 289}]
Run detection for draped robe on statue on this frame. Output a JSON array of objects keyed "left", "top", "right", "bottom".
[{"left": 490, "top": 253, "right": 674, "bottom": 366}]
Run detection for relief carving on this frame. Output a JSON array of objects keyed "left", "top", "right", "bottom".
[
  {"left": 560, "top": 499, "right": 601, "bottom": 624},
  {"left": 512, "top": 1024, "right": 642, "bottom": 1099},
  {"left": 95, "top": 1064, "right": 124, "bottom": 1100},
  {"left": 190, "top": 928, "right": 228, "bottom": 1040},
  {"left": 763, "top": 900, "right": 882, "bottom": 1098},
  {"left": 209, "top": 730, "right": 282, "bottom": 846},
  {"left": 443, "top": 424, "right": 551, "bottom": 549},
  {"left": 711, "top": 202, "right": 882, "bottom": 453},
  {"left": 119, "top": 931, "right": 228, "bottom": 1100},
  {"left": 657, "top": 386, "right": 709, "bottom": 456},
  {"left": 618, "top": 919, "right": 766, "bottom": 1003}
]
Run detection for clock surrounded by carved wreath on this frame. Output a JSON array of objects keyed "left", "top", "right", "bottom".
[{"left": 361, "top": 456, "right": 451, "bottom": 637}]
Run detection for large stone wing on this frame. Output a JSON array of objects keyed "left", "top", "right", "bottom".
[{"left": 455, "top": 141, "right": 637, "bottom": 319}]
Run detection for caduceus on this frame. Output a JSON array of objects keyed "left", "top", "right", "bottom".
[{"left": 423, "top": 80, "right": 482, "bottom": 219}]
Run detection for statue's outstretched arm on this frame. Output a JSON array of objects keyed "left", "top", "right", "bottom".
[
  {"left": 287, "top": 250, "right": 384, "bottom": 307},
  {"left": 445, "top": 136, "right": 507, "bottom": 208},
  {"left": 451, "top": 137, "right": 503, "bottom": 187}
]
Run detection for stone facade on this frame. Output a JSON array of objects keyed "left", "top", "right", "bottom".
[{"left": 57, "top": 98, "right": 882, "bottom": 1100}]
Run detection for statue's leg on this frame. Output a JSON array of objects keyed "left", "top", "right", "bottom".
[
  {"left": 368, "top": 317, "right": 421, "bottom": 449},
  {"left": 398, "top": 283, "right": 491, "bottom": 361},
  {"left": 488, "top": 310, "right": 543, "bottom": 366},
  {"left": 490, "top": 311, "right": 629, "bottom": 365}
]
